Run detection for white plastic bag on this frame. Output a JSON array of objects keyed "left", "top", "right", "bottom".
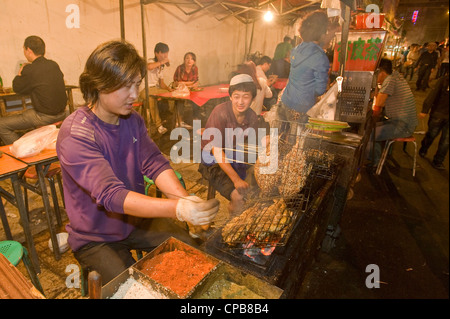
[
  {"left": 10, "top": 125, "right": 59, "bottom": 158},
  {"left": 306, "top": 83, "right": 338, "bottom": 120},
  {"left": 172, "top": 83, "right": 190, "bottom": 98}
]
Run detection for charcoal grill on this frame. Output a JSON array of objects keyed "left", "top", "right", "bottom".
[{"left": 221, "top": 120, "right": 339, "bottom": 250}]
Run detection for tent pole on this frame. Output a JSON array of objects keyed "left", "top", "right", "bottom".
[
  {"left": 140, "top": 0, "right": 151, "bottom": 131},
  {"left": 120, "top": 0, "right": 125, "bottom": 40}
]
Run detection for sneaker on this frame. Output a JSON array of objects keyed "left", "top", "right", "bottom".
[
  {"left": 432, "top": 162, "right": 445, "bottom": 170},
  {"left": 157, "top": 125, "right": 168, "bottom": 135}
]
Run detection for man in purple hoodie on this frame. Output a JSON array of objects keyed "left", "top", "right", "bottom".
[
  {"left": 56, "top": 41, "right": 219, "bottom": 283},
  {"left": 280, "top": 10, "right": 330, "bottom": 122}
]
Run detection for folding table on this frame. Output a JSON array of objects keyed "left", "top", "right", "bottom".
[{"left": 0, "top": 146, "right": 42, "bottom": 272}]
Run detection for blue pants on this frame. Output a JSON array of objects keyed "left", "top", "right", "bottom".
[
  {"left": 367, "top": 119, "right": 414, "bottom": 166},
  {"left": 416, "top": 65, "right": 432, "bottom": 90},
  {"left": 420, "top": 116, "right": 449, "bottom": 165}
]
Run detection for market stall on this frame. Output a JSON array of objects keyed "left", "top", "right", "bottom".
[{"left": 98, "top": 118, "right": 360, "bottom": 299}]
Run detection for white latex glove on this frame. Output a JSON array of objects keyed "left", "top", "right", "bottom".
[{"left": 176, "top": 196, "right": 220, "bottom": 226}]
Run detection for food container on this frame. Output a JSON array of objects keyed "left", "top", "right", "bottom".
[
  {"left": 102, "top": 237, "right": 284, "bottom": 299},
  {"left": 191, "top": 263, "right": 283, "bottom": 299},
  {"left": 102, "top": 267, "right": 176, "bottom": 299},
  {"left": 133, "top": 237, "right": 220, "bottom": 298}
]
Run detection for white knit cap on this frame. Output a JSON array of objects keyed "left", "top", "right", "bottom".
[{"left": 230, "top": 74, "right": 254, "bottom": 86}]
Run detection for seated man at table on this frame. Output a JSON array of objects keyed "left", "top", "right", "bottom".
[
  {"left": 0, "top": 36, "right": 67, "bottom": 145},
  {"left": 198, "top": 74, "right": 264, "bottom": 214},
  {"left": 139, "top": 42, "right": 174, "bottom": 135}
]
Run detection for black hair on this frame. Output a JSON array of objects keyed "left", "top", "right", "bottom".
[
  {"left": 228, "top": 82, "right": 257, "bottom": 99},
  {"left": 24, "top": 36, "right": 45, "bottom": 56},
  {"left": 378, "top": 58, "right": 393, "bottom": 75},
  {"left": 299, "top": 10, "right": 328, "bottom": 43},
  {"left": 257, "top": 56, "right": 272, "bottom": 66},
  {"left": 184, "top": 52, "right": 196, "bottom": 62},
  {"left": 154, "top": 42, "right": 169, "bottom": 62},
  {"left": 79, "top": 40, "right": 147, "bottom": 105}
]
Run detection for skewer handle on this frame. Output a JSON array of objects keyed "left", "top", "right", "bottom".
[{"left": 88, "top": 270, "right": 102, "bottom": 299}]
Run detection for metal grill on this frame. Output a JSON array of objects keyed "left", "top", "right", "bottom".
[{"left": 221, "top": 120, "right": 338, "bottom": 248}]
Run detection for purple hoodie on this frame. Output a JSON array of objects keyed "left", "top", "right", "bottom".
[{"left": 56, "top": 106, "right": 172, "bottom": 251}]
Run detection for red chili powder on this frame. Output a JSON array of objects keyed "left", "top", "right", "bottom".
[{"left": 139, "top": 249, "right": 218, "bottom": 297}]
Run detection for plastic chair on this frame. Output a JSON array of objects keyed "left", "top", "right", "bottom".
[
  {"left": 376, "top": 136, "right": 417, "bottom": 176},
  {"left": 0, "top": 240, "right": 45, "bottom": 295},
  {"left": 144, "top": 170, "right": 186, "bottom": 197}
]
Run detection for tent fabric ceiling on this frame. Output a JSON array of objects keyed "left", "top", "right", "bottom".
[{"left": 143, "top": 0, "right": 322, "bottom": 24}]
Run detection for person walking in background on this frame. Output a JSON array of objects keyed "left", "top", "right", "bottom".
[
  {"left": 436, "top": 44, "right": 449, "bottom": 79},
  {"left": 419, "top": 75, "right": 449, "bottom": 170},
  {"left": 0, "top": 36, "right": 67, "bottom": 145},
  {"left": 404, "top": 44, "right": 420, "bottom": 81},
  {"left": 415, "top": 42, "right": 439, "bottom": 91}
]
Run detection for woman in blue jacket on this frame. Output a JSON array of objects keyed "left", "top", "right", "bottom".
[{"left": 280, "top": 11, "right": 330, "bottom": 122}]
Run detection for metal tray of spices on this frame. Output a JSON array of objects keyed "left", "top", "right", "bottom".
[
  {"left": 102, "top": 267, "right": 177, "bottom": 299},
  {"left": 190, "top": 262, "right": 283, "bottom": 299},
  {"left": 132, "top": 237, "right": 221, "bottom": 299}
]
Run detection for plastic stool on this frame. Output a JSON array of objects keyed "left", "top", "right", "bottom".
[
  {"left": 23, "top": 162, "right": 64, "bottom": 227},
  {"left": 0, "top": 240, "right": 45, "bottom": 295},
  {"left": 376, "top": 136, "right": 417, "bottom": 176}
]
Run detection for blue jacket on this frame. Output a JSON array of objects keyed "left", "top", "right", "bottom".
[{"left": 281, "top": 42, "right": 330, "bottom": 113}]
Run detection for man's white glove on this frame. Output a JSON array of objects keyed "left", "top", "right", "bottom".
[{"left": 176, "top": 196, "right": 220, "bottom": 226}]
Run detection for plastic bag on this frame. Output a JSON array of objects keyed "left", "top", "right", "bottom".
[
  {"left": 172, "top": 83, "right": 190, "bottom": 98},
  {"left": 306, "top": 83, "right": 338, "bottom": 120},
  {"left": 10, "top": 125, "right": 59, "bottom": 158}
]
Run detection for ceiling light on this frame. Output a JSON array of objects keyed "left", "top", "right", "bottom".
[{"left": 264, "top": 10, "right": 273, "bottom": 22}]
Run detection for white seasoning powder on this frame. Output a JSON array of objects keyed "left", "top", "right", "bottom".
[{"left": 110, "top": 277, "right": 168, "bottom": 299}]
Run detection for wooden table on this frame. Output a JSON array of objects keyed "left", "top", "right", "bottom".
[
  {"left": 0, "top": 92, "right": 30, "bottom": 117},
  {"left": 0, "top": 85, "right": 77, "bottom": 117},
  {"left": 0, "top": 253, "right": 45, "bottom": 299},
  {"left": 0, "top": 146, "right": 41, "bottom": 272},
  {"left": 146, "top": 84, "right": 230, "bottom": 128},
  {"left": 1, "top": 146, "right": 62, "bottom": 265}
]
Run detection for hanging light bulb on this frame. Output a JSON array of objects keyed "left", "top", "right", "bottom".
[{"left": 264, "top": 10, "right": 273, "bottom": 22}]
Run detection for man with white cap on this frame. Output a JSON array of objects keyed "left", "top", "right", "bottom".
[{"left": 199, "top": 74, "right": 262, "bottom": 213}]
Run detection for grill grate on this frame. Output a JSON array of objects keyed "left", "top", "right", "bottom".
[{"left": 221, "top": 120, "right": 338, "bottom": 248}]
